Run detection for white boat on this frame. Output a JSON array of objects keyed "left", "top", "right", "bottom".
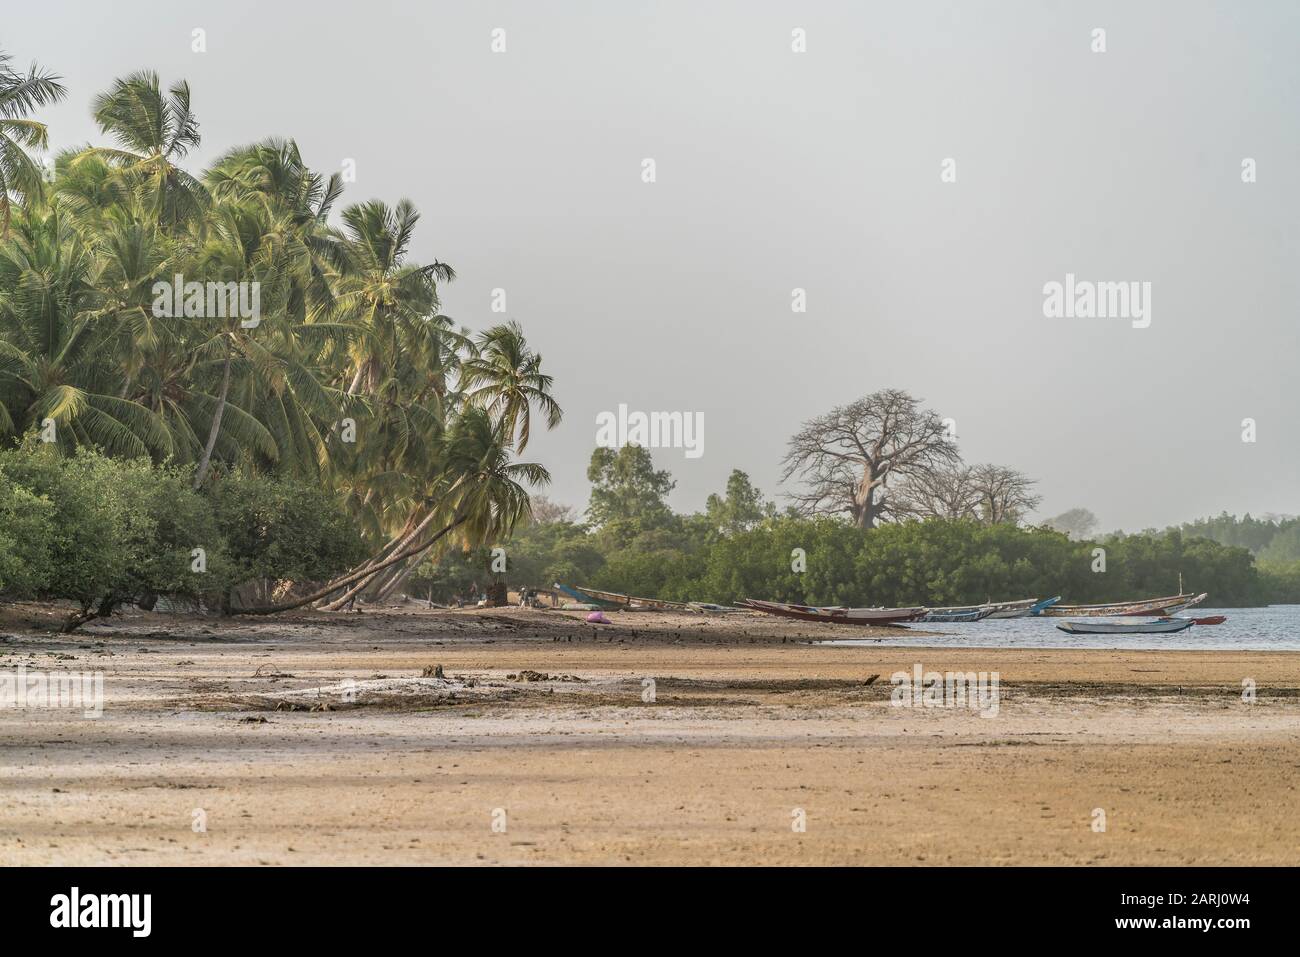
[{"left": 1056, "top": 618, "right": 1195, "bottom": 635}]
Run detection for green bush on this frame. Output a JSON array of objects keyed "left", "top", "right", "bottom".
[
  {"left": 209, "top": 471, "right": 368, "bottom": 588},
  {"left": 0, "top": 461, "right": 55, "bottom": 596},
  {"left": 0, "top": 445, "right": 367, "bottom": 623},
  {"left": 0, "top": 445, "right": 130, "bottom": 612}
]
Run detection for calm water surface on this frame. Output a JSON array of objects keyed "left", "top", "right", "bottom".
[{"left": 820, "top": 606, "right": 1300, "bottom": 651}]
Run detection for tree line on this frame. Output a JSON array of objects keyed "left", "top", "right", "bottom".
[{"left": 416, "top": 443, "right": 1294, "bottom": 608}]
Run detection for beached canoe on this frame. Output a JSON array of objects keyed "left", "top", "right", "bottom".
[
  {"left": 739, "top": 598, "right": 927, "bottom": 626},
  {"left": 919, "top": 596, "right": 1059, "bottom": 622},
  {"left": 920, "top": 607, "right": 995, "bottom": 623},
  {"left": 993, "top": 596, "right": 1062, "bottom": 618},
  {"left": 1040, "top": 593, "right": 1207, "bottom": 618},
  {"left": 1056, "top": 618, "right": 1196, "bottom": 635},
  {"left": 554, "top": 583, "right": 623, "bottom": 609},
  {"left": 556, "top": 583, "right": 704, "bottom": 613}
]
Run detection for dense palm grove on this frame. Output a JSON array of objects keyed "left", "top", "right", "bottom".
[{"left": 0, "top": 54, "right": 559, "bottom": 627}]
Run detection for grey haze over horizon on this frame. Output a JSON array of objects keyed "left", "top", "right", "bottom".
[{"left": 8, "top": 0, "right": 1298, "bottom": 532}]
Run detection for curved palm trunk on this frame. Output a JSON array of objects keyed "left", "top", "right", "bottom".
[
  {"left": 321, "top": 506, "right": 446, "bottom": 610},
  {"left": 193, "top": 340, "right": 233, "bottom": 490},
  {"left": 371, "top": 556, "right": 421, "bottom": 603},
  {"left": 239, "top": 515, "right": 468, "bottom": 615},
  {"left": 323, "top": 543, "right": 413, "bottom": 610},
  {"left": 320, "top": 477, "right": 467, "bottom": 611},
  {"left": 313, "top": 510, "right": 422, "bottom": 609}
]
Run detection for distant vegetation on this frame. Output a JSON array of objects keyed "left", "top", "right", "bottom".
[
  {"left": 1179, "top": 513, "right": 1300, "bottom": 561},
  {"left": 414, "top": 446, "right": 1296, "bottom": 608}
]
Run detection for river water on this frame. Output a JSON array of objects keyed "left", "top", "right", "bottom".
[{"left": 820, "top": 605, "right": 1300, "bottom": 651}]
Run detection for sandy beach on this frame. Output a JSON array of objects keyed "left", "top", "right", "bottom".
[{"left": 1, "top": 603, "right": 1297, "bottom": 866}]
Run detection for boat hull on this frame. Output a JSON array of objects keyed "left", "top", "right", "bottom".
[
  {"left": 740, "top": 599, "right": 927, "bottom": 626},
  {"left": 1041, "top": 593, "right": 1207, "bottom": 618},
  {"left": 920, "top": 608, "right": 994, "bottom": 623},
  {"left": 1056, "top": 618, "right": 1196, "bottom": 635}
]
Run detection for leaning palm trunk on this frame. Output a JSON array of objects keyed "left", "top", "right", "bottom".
[
  {"left": 239, "top": 515, "right": 468, "bottom": 615},
  {"left": 319, "top": 477, "right": 468, "bottom": 611},
  {"left": 370, "top": 549, "right": 425, "bottom": 603},
  {"left": 192, "top": 342, "right": 233, "bottom": 490},
  {"left": 322, "top": 541, "right": 417, "bottom": 610},
  {"left": 313, "top": 510, "right": 423, "bottom": 609},
  {"left": 325, "top": 538, "right": 421, "bottom": 610},
  {"left": 320, "top": 505, "right": 448, "bottom": 610}
]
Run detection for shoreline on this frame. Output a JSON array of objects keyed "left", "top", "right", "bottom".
[{"left": 2, "top": 604, "right": 1297, "bottom": 865}]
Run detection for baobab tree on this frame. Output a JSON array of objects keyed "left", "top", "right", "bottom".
[
  {"left": 781, "top": 389, "right": 959, "bottom": 528},
  {"left": 969, "top": 464, "right": 1041, "bottom": 525},
  {"left": 890, "top": 463, "right": 980, "bottom": 521}
]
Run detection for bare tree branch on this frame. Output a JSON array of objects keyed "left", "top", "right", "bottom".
[
  {"left": 780, "top": 389, "right": 960, "bottom": 528},
  {"left": 969, "top": 464, "right": 1041, "bottom": 525}
]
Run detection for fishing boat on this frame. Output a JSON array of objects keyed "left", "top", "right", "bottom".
[
  {"left": 739, "top": 598, "right": 927, "bottom": 626},
  {"left": 1144, "top": 593, "right": 1209, "bottom": 616},
  {"left": 576, "top": 585, "right": 698, "bottom": 612},
  {"left": 556, "top": 584, "right": 703, "bottom": 613},
  {"left": 554, "top": 583, "right": 623, "bottom": 610},
  {"left": 1056, "top": 617, "right": 1195, "bottom": 635},
  {"left": 920, "top": 606, "right": 995, "bottom": 623},
  {"left": 919, "top": 596, "right": 1058, "bottom": 622},
  {"left": 993, "top": 596, "right": 1061, "bottom": 618},
  {"left": 1189, "top": 615, "right": 1227, "bottom": 626},
  {"left": 1040, "top": 592, "right": 1207, "bottom": 618}
]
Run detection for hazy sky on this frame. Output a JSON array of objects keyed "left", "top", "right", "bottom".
[{"left": 8, "top": 1, "right": 1298, "bottom": 530}]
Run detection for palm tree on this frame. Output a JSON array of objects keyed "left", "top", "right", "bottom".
[
  {"left": 0, "top": 203, "right": 172, "bottom": 456},
  {"left": 0, "top": 51, "right": 66, "bottom": 234},
  {"left": 320, "top": 198, "right": 461, "bottom": 548},
  {"left": 0, "top": 65, "right": 565, "bottom": 616},
  {"left": 242, "top": 406, "right": 548, "bottom": 614},
  {"left": 188, "top": 196, "right": 318, "bottom": 488},
  {"left": 331, "top": 199, "right": 457, "bottom": 395},
  {"left": 459, "top": 320, "right": 562, "bottom": 452},
  {"left": 81, "top": 72, "right": 207, "bottom": 228},
  {"left": 205, "top": 138, "right": 346, "bottom": 312}
]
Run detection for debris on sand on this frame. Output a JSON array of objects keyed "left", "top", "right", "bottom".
[
  {"left": 236, "top": 675, "right": 521, "bottom": 712},
  {"left": 507, "top": 670, "right": 584, "bottom": 683},
  {"left": 421, "top": 665, "right": 445, "bottom": 678},
  {"left": 253, "top": 664, "right": 296, "bottom": 679}
]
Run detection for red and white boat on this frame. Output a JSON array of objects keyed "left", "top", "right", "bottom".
[{"left": 738, "top": 598, "right": 927, "bottom": 626}]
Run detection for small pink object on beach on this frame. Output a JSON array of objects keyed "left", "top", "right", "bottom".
[{"left": 585, "top": 611, "right": 611, "bottom": 624}]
